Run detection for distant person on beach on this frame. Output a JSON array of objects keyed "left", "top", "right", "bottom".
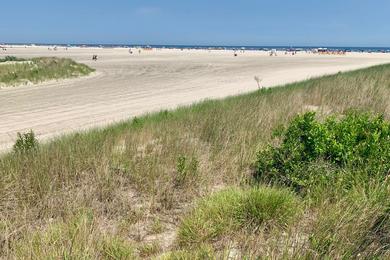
[{"left": 92, "top": 55, "right": 98, "bottom": 61}]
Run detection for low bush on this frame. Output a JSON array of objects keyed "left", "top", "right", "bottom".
[
  {"left": 254, "top": 112, "right": 390, "bottom": 193},
  {"left": 177, "top": 186, "right": 301, "bottom": 247},
  {"left": 13, "top": 130, "right": 39, "bottom": 153}
]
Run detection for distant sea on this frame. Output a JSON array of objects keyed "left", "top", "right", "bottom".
[{"left": 3, "top": 43, "right": 390, "bottom": 53}]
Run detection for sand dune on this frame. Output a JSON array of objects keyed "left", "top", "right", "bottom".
[{"left": 0, "top": 46, "right": 389, "bottom": 151}]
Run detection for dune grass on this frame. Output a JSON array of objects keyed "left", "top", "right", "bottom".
[
  {"left": 177, "top": 187, "right": 301, "bottom": 248},
  {"left": 0, "top": 56, "right": 94, "bottom": 86},
  {"left": 1, "top": 64, "right": 390, "bottom": 258},
  {"left": 13, "top": 210, "right": 135, "bottom": 259}
]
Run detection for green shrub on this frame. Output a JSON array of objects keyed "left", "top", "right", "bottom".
[
  {"left": 177, "top": 187, "right": 301, "bottom": 247},
  {"left": 254, "top": 112, "right": 390, "bottom": 193},
  {"left": 13, "top": 130, "right": 39, "bottom": 153}
]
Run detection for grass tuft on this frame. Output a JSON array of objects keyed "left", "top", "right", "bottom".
[{"left": 177, "top": 186, "right": 301, "bottom": 247}]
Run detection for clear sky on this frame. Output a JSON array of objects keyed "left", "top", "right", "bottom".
[{"left": 1, "top": 0, "right": 390, "bottom": 47}]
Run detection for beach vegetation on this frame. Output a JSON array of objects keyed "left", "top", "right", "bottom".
[
  {"left": 177, "top": 186, "right": 301, "bottom": 247},
  {"left": 0, "top": 57, "right": 94, "bottom": 86},
  {"left": 0, "top": 56, "right": 26, "bottom": 63},
  {"left": 13, "top": 130, "right": 39, "bottom": 154},
  {"left": 254, "top": 111, "right": 390, "bottom": 196},
  {"left": 1, "top": 64, "right": 390, "bottom": 258}
]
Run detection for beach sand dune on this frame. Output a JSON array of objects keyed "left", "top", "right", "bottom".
[{"left": 0, "top": 46, "right": 389, "bottom": 151}]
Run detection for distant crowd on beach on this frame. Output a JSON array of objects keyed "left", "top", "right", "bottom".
[
  {"left": 314, "top": 48, "right": 346, "bottom": 55},
  {"left": 0, "top": 44, "right": 355, "bottom": 61},
  {"left": 2, "top": 44, "right": 389, "bottom": 59},
  {"left": 1, "top": 44, "right": 390, "bottom": 54}
]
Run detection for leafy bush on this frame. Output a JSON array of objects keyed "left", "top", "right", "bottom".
[
  {"left": 13, "top": 130, "right": 39, "bottom": 153},
  {"left": 0, "top": 56, "right": 25, "bottom": 63},
  {"left": 177, "top": 187, "right": 301, "bottom": 247},
  {"left": 254, "top": 112, "right": 390, "bottom": 192}
]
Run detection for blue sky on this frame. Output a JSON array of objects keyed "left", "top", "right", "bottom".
[{"left": 1, "top": 0, "right": 390, "bottom": 47}]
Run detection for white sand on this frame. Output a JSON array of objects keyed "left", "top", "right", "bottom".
[{"left": 0, "top": 46, "right": 389, "bottom": 151}]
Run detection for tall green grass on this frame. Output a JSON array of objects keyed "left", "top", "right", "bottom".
[
  {"left": 1, "top": 64, "right": 390, "bottom": 258},
  {"left": 0, "top": 57, "right": 94, "bottom": 86},
  {"left": 177, "top": 186, "right": 301, "bottom": 247}
]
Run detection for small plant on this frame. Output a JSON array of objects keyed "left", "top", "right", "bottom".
[
  {"left": 175, "top": 155, "right": 199, "bottom": 186},
  {"left": 132, "top": 116, "right": 144, "bottom": 128},
  {"left": 176, "top": 155, "right": 187, "bottom": 179},
  {"left": 151, "top": 218, "right": 164, "bottom": 234},
  {"left": 13, "top": 130, "right": 39, "bottom": 153}
]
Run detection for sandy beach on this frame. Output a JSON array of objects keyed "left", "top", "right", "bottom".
[{"left": 0, "top": 46, "right": 389, "bottom": 151}]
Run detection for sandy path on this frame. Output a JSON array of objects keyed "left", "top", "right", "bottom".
[{"left": 0, "top": 46, "right": 389, "bottom": 151}]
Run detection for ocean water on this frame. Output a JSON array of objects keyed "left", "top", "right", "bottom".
[
  {"left": 4, "top": 43, "right": 390, "bottom": 53},
  {"left": 146, "top": 45, "right": 390, "bottom": 53}
]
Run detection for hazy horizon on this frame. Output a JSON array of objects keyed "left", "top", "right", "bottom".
[{"left": 2, "top": 42, "right": 390, "bottom": 49}]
